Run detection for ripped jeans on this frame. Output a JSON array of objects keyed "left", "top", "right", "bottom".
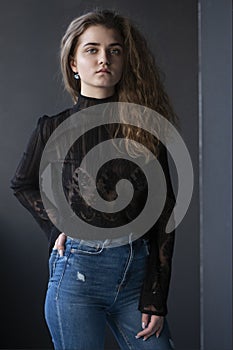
[{"left": 44, "top": 236, "right": 174, "bottom": 350}]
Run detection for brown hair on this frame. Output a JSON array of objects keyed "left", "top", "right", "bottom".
[{"left": 60, "top": 9, "right": 178, "bottom": 159}]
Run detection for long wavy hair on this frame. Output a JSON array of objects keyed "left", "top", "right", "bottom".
[{"left": 60, "top": 9, "right": 178, "bottom": 160}]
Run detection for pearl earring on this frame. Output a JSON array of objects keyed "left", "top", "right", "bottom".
[{"left": 74, "top": 72, "right": 80, "bottom": 80}]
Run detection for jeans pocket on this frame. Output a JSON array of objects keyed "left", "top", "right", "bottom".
[
  {"left": 48, "top": 249, "right": 59, "bottom": 279},
  {"left": 74, "top": 242, "right": 105, "bottom": 255}
]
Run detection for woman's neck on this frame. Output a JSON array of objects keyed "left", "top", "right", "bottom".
[{"left": 80, "top": 87, "right": 115, "bottom": 100}]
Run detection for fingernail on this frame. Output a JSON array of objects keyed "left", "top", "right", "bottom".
[
  {"left": 135, "top": 335, "right": 140, "bottom": 339},
  {"left": 142, "top": 322, "right": 146, "bottom": 329},
  {"left": 143, "top": 337, "right": 147, "bottom": 341},
  {"left": 156, "top": 334, "right": 159, "bottom": 338},
  {"left": 59, "top": 250, "right": 64, "bottom": 257}
]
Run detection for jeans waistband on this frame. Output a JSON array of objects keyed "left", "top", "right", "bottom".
[{"left": 67, "top": 232, "right": 146, "bottom": 249}]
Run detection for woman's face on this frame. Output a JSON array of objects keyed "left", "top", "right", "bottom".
[{"left": 70, "top": 25, "right": 124, "bottom": 98}]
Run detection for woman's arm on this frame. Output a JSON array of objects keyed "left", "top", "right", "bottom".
[
  {"left": 10, "top": 116, "right": 61, "bottom": 249},
  {"left": 138, "top": 142, "right": 176, "bottom": 317}
]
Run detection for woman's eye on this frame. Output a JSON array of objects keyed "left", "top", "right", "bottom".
[
  {"left": 109, "top": 48, "right": 121, "bottom": 55},
  {"left": 86, "top": 48, "right": 97, "bottom": 54}
]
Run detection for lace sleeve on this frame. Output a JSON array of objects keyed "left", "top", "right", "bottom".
[
  {"left": 138, "top": 143, "right": 176, "bottom": 316},
  {"left": 10, "top": 116, "right": 61, "bottom": 248}
]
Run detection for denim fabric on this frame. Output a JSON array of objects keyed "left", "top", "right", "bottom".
[{"left": 45, "top": 237, "right": 175, "bottom": 350}]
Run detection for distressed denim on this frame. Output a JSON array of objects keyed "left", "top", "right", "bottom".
[{"left": 44, "top": 237, "right": 175, "bottom": 350}]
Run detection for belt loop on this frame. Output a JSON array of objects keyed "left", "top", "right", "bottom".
[
  {"left": 70, "top": 236, "right": 74, "bottom": 250},
  {"left": 129, "top": 232, "right": 133, "bottom": 245}
]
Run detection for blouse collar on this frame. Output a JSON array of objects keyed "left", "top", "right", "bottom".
[{"left": 72, "top": 92, "right": 118, "bottom": 113}]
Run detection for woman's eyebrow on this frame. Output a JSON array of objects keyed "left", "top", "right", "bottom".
[{"left": 83, "top": 42, "right": 123, "bottom": 47}]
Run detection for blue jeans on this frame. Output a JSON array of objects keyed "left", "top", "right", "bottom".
[{"left": 44, "top": 236, "right": 175, "bottom": 350}]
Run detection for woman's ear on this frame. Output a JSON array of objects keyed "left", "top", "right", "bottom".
[{"left": 70, "top": 57, "right": 78, "bottom": 73}]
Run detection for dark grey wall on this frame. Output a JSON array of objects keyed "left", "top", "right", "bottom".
[
  {"left": 199, "top": 1, "right": 232, "bottom": 350},
  {"left": 1, "top": 1, "right": 199, "bottom": 349}
]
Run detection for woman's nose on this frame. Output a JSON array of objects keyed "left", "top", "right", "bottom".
[{"left": 98, "top": 51, "right": 110, "bottom": 65}]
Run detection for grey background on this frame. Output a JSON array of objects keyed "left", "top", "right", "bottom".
[
  {"left": 199, "top": 1, "right": 232, "bottom": 350},
  {"left": 0, "top": 0, "right": 231, "bottom": 350}
]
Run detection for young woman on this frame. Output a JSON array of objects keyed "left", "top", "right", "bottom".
[{"left": 11, "top": 9, "right": 176, "bottom": 350}]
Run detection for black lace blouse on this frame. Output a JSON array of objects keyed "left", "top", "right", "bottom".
[{"left": 10, "top": 93, "right": 176, "bottom": 317}]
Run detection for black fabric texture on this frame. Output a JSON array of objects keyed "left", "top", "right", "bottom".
[{"left": 10, "top": 93, "right": 176, "bottom": 316}]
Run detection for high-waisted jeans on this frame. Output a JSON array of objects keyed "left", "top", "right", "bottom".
[{"left": 44, "top": 236, "right": 175, "bottom": 350}]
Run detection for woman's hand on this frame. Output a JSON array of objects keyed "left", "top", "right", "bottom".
[
  {"left": 136, "top": 313, "right": 164, "bottom": 341},
  {"left": 53, "top": 233, "right": 67, "bottom": 256}
]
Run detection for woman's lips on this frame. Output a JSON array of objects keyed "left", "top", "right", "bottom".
[{"left": 96, "top": 69, "right": 111, "bottom": 74}]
